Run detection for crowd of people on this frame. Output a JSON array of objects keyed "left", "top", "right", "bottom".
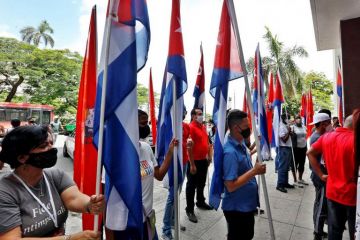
[{"left": 0, "top": 106, "right": 359, "bottom": 240}]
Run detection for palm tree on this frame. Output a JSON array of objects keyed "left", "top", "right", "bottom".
[
  {"left": 263, "top": 26, "right": 308, "bottom": 97},
  {"left": 20, "top": 20, "right": 54, "bottom": 48}
]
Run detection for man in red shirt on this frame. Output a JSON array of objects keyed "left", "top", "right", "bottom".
[
  {"left": 307, "top": 115, "right": 356, "bottom": 240},
  {"left": 185, "top": 108, "right": 212, "bottom": 223}
]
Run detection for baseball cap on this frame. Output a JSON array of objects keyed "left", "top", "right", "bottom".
[{"left": 310, "top": 113, "right": 330, "bottom": 125}]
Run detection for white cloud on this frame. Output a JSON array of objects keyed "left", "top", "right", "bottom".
[{"left": 0, "top": 24, "right": 17, "bottom": 38}]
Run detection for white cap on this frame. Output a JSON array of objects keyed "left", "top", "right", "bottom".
[{"left": 310, "top": 113, "right": 330, "bottom": 125}]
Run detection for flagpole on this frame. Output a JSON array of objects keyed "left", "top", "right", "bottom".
[
  {"left": 94, "top": 0, "right": 114, "bottom": 231},
  {"left": 226, "top": 0, "right": 275, "bottom": 239},
  {"left": 172, "top": 79, "right": 180, "bottom": 240}
]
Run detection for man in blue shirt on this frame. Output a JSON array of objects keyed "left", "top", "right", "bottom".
[{"left": 222, "top": 110, "right": 266, "bottom": 240}]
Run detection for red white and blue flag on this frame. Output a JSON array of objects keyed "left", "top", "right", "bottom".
[
  {"left": 300, "top": 93, "right": 307, "bottom": 126},
  {"left": 93, "top": 0, "right": 150, "bottom": 233},
  {"left": 252, "top": 44, "right": 270, "bottom": 159},
  {"left": 337, "top": 62, "right": 344, "bottom": 126},
  {"left": 266, "top": 72, "right": 275, "bottom": 147},
  {"left": 209, "top": 0, "right": 243, "bottom": 210},
  {"left": 193, "top": 44, "right": 205, "bottom": 110},
  {"left": 156, "top": 0, "right": 187, "bottom": 189},
  {"left": 272, "top": 70, "right": 284, "bottom": 147}
]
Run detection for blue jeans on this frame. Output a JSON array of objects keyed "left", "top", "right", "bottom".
[
  {"left": 277, "top": 146, "right": 292, "bottom": 188},
  {"left": 162, "top": 164, "right": 188, "bottom": 237},
  {"left": 275, "top": 147, "right": 279, "bottom": 171}
]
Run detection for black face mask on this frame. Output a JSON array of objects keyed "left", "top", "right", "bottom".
[
  {"left": 139, "top": 125, "right": 150, "bottom": 139},
  {"left": 26, "top": 148, "right": 58, "bottom": 169},
  {"left": 239, "top": 127, "right": 251, "bottom": 139}
]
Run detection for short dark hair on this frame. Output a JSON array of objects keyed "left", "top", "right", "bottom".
[
  {"left": 138, "top": 109, "right": 148, "bottom": 119},
  {"left": 227, "top": 110, "right": 248, "bottom": 129},
  {"left": 319, "top": 109, "right": 331, "bottom": 119},
  {"left": 332, "top": 116, "right": 339, "bottom": 120},
  {"left": 0, "top": 126, "right": 49, "bottom": 169},
  {"left": 191, "top": 108, "right": 201, "bottom": 117},
  {"left": 11, "top": 118, "right": 21, "bottom": 128}
]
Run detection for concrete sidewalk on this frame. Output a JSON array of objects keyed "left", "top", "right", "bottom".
[{"left": 65, "top": 158, "right": 351, "bottom": 240}]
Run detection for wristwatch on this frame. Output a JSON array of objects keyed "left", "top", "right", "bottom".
[{"left": 63, "top": 235, "right": 71, "bottom": 240}]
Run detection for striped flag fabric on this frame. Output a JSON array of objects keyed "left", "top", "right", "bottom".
[
  {"left": 73, "top": 6, "right": 99, "bottom": 230},
  {"left": 337, "top": 63, "right": 344, "bottom": 126},
  {"left": 93, "top": 0, "right": 150, "bottom": 233},
  {"left": 306, "top": 89, "right": 314, "bottom": 138},
  {"left": 193, "top": 44, "right": 205, "bottom": 110},
  {"left": 156, "top": 0, "right": 187, "bottom": 188},
  {"left": 266, "top": 72, "right": 275, "bottom": 147},
  {"left": 149, "top": 68, "right": 157, "bottom": 145},
  {"left": 209, "top": 0, "right": 243, "bottom": 210},
  {"left": 243, "top": 91, "right": 252, "bottom": 130},
  {"left": 272, "top": 70, "right": 284, "bottom": 147},
  {"left": 252, "top": 44, "right": 270, "bottom": 159},
  {"left": 300, "top": 93, "right": 307, "bottom": 126}
]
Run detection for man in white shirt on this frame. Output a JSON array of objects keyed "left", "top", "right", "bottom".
[{"left": 276, "top": 113, "right": 295, "bottom": 193}]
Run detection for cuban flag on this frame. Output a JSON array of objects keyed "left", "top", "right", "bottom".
[
  {"left": 156, "top": 0, "right": 187, "bottom": 188},
  {"left": 337, "top": 62, "right": 344, "bottom": 126},
  {"left": 209, "top": 0, "right": 243, "bottom": 210},
  {"left": 193, "top": 44, "right": 205, "bottom": 110},
  {"left": 266, "top": 72, "right": 275, "bottom": 147},
  {"left": 272, "top": 70, "right": 284, "bottom": 147},
  {"left": 300, "top": 93, "right": 307, "bottom": 126},
  {"left": 93, "top": 0, "right": 150, "bottom": 233},
  {"left": 252, "top": 44, "right": 270, "bottom": 159}
]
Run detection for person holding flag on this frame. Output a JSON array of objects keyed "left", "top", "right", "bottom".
[
  {"left": 222, "top": 110, "right": 266, "bottom": 239},
  {"left": 105, "top": 110, "right": 177, "bottom": 240},
  {"left": 92, "top": 0, "right": 151, "bottom": 238},
  {"left": 156, "top": 0, "right": 188, "bottom": 238}
]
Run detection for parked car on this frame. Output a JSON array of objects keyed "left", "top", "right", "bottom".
[{"left": 63, "top": 131, "right": 75, "bottom": 159}]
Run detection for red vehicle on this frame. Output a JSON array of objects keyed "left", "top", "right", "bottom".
[{"left": 0, "top": 102, "right": 54, "bottom": 130}]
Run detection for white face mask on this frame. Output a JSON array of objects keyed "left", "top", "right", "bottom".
[
  {"left": 325, "top": 124, "right": 333, "bottom": 132},
  {"left": 196, "top": 116, "right": 203, "bottom": 124}
]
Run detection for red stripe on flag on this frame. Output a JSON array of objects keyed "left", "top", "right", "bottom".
[
  {"left": 149, "top": 68, "right": 157, "bottom": 145},
  {"left": 74, "top": 6, "right": 101, "bottom": 230},
  {"left": 306, "top": 90, "right": 314, "bottom": 139}
]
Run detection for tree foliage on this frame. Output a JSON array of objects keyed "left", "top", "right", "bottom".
[
  {"left": 0, "top": 37, "right": 82, "bottom": 116},
  {"left": 20, "top": 20, "right": 55, "bottom": 48},
  {"left": 137, "top": 83, "right": 159, "bottom": 109},
  {"left": 263, "top": 26, "right": 308, "bottom": 97},
  {"left": 303, "top": 71, "right": 334, "bottom": 112}
]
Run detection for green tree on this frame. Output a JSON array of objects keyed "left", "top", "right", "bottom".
[
  {"left": 303, "top": 71, "right": 333, "bottom": 111},
  {"left": 20, "top": 20, "right": 55, "bottom": 48},
  {"left": 263, "top": 26, "right": 308, "bottom": 97},
  {"left": 137, "top": 83, "right": 159, "bottom": 109},
  {"left": 0, "top": 37, "right": 82, "bottom": 116}
]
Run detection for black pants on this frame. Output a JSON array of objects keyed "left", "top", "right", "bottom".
[
  {"left": 313, "top": 182, "right": 327, "bottom": 235},
  {"left": 294, "top": 147, "right": 307, "bottom": 173},
  {"left": 224, "top": 211, "right": 255, "bottom": 240},
  {"left": 185, "top": 159, "right": 208, "bottom": 212},
  {"left": 327, "top": 199, "right": 356, "bottom": 240}
]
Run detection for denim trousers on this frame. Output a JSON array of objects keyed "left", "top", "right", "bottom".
[
  {"left": 276, "top": 146, "right": 292, "bottom": 188},
  {"left": 162, "top": 164, "right": 188, "bottom": 237}
]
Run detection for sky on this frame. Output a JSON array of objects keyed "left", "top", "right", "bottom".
[{"left": 0, "top": 0, "right": 334, "bottom": 115}]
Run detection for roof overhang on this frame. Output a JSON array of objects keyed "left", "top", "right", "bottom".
[{"left": 310, "top": 0, "right": 360, "bottom": 51}]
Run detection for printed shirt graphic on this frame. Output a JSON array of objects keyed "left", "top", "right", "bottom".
[
  {"left": 139, "top": 141, "right": 158, "bottom": 217},
  {"left": 0, "top": 169, "right": 74, "bottom": 237}
]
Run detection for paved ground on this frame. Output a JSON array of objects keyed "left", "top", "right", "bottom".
[{"left": 49, "top": 135, "right": 351, "bottom": 239}]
